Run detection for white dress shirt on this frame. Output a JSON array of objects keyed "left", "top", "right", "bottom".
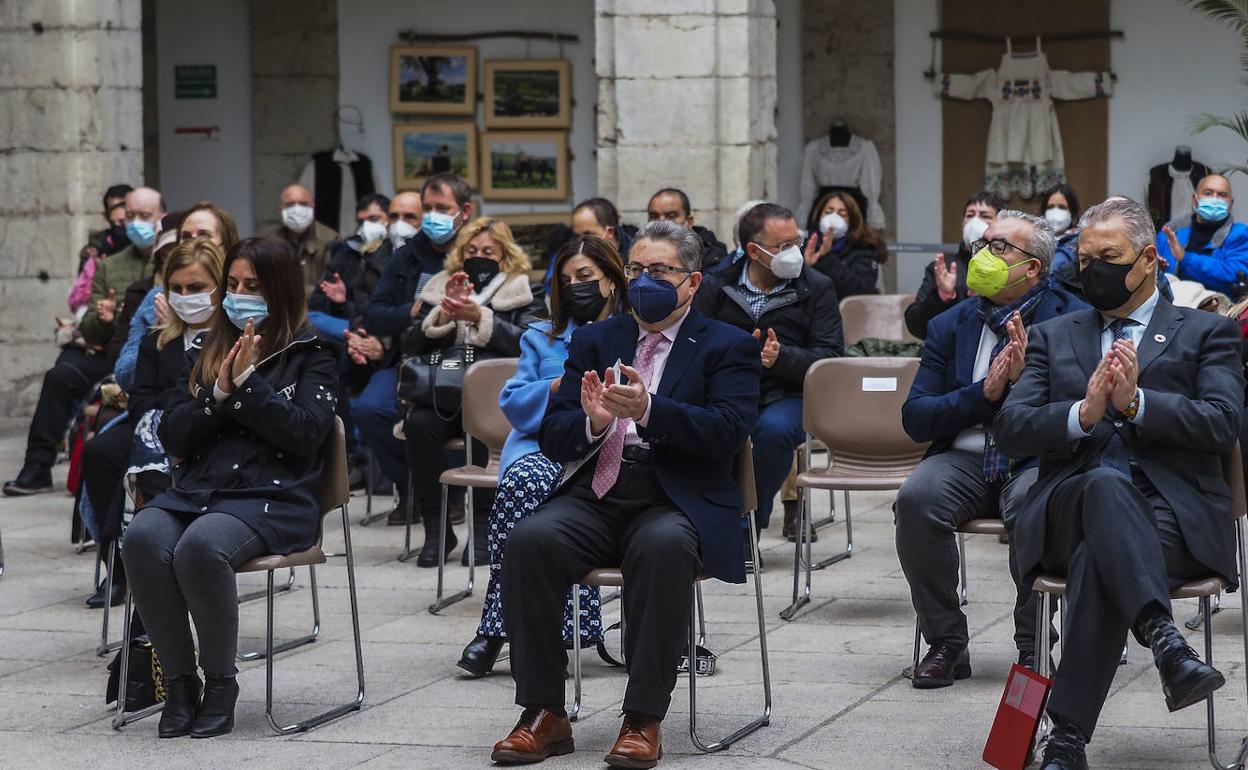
[
  {"left": 951, "top": 322, "right": 1001, "bottom": 453},
  {"left": 1065, "top": 288, "right": 1159, "bottom": 439}
]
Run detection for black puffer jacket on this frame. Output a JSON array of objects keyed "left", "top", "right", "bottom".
[
  {"left": 401, "top": 270, "right": 545, "bottom": 360},
  {"left": 904, "top": 245, "right": 972, "bottom": 340},
  {"left": 147, "top": 330, "right": 339, "bottom": 556},
  {"left": 810, "top": 234, "right": 882, "bottom": 299},
  {"left": 309, "top": 238, "right": 394, "bottom": 328}
]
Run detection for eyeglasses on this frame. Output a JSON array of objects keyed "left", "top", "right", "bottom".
[
  {"left": 625, "top": 263, "right": 691, "bottom": 280},
  {"left": 971, "top": 238, "right": 1038, "bottom": 260}
]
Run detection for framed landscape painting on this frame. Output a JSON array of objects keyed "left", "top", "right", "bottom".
[
  {"left": 392, "top": 122, "right": 478, "bottom": 190},
  {"left": 389, "top": 46, "right": 477, "bottom": 115},
  {"left": 495, "top": 212, "right": 572, "bottom": 276},
  {"left": 484, "top": 59, "right": 571, "bottom": 128},
  {"left": 480, "top": 131, "right": 568, "bottom": 201}
]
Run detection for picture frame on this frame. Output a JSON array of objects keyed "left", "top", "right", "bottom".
[
  {"left": 480, "top": 131, "right": 569, "bottom": 201},
  {"left": 389, "top": 45, "right": 477, "bottom": 115},
  {"left": 494, "top": 212, "right": 572, "bottom": 277},
  {"left": 483, "top": 59, "right": 572, "bottom": 129},
  {"left": 392, "top": 122, "right": 478, "bottom": 190}
]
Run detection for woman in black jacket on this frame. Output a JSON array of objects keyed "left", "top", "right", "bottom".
[
  {"left": 802, "top": 190, "right": 888, "bottom": 299},
  {"left": 122, "top": 237, "right": 338, "bottom": 740},
  {"left": 401, "top": 217, "right": 544, "bottom": 567}
]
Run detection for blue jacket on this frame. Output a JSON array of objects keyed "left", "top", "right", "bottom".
[
  {"left": 1158, "top": 218, "right": 1248, "bottom": 296},
  {"left": 902, "top": 286, "right": 1088, "bottom": 457},
  {"left": 539, "top": 309, "right": 762, "bottom": 583},
  {"left": 363, "top": 232, "right": 447, "bottom": 339},
  {"left": 115, "top": 285, "right": 161, "bottom": 391},
  {"left": 498, "top": 320, "right": 576, "bottom": 474}
]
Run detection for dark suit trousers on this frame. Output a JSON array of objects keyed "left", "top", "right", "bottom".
[
  {"left": 26, "top": 346, "right": 113, "bottom": 468},
  {"left": 501, "top": 457, "right": 702, "bottom": 720},
  {"left": 1043, "top": 467, "right": 1208, "bottom": 737}
]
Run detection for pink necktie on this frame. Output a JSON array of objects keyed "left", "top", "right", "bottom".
[{"left": 591, "top": 332, "right": 663, "bottom": 498}]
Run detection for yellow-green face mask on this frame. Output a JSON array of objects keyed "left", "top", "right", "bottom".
[{"left": 965, "top": 246, "right": 1034, "bottom": 297}]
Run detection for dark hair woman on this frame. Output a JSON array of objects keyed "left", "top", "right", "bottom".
[
  {"left": 801, "top": 190, "right": 889, "bottom": 299},
  {"left": 457, "top": 234, "right": 629, "bottom": 677},
  {"left": 1038, "top": 183, "right": 1082, "bottom": 283},
  {"left": 122, "top": 237, "right": 338, "bottom": 740}
]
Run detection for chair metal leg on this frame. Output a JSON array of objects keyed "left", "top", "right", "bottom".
[
  {"left": 957, "top": 532, "right": 969, "bottom": 607},
  {"left": 780, "top": 486, "right": 812, "bottom": 620},
  {"left": 695, "top": 582, "right": 707, "bottom": 649},
  {"left": 97, "top": 542, "right": 122, "bottom": 657},
  {"left": 358, "top": 455, "right": 393, "bottom": 527},
  {"left": 906, "top": 619, "right": 921, "bottom": 679},
  {"left": 1034, "top": 591, "right": 1054, "bottom": 747},
  {"left": 239, "top": 565, "right": 320, "bottom": 661},
  {"left": 238, "top": 566, "right": 294, "bottom": 604},
  {"left": 806, "top": 490, "right": 853, "bottom": 572},
  {"left": 1188, "top": 592, "right": 1223, "bottom": 631},
  {"left": 397, "top": 474, "right": 418, "bottom": 562},
  {"left": 429, "top": 481, "right": 475, "bottom": 613},
  {"left": 0, "top": 523, "right": 5, "bottom": 577},
  {"left": 570, "top": 582, "right": 583, "bottom": 722},
  {"left": 111, "top": 585, "right": 164, "bottom": 729},
  {"left": 689, "top": 509, "right": 771, "bottom": 752},
  {"left": 1204, "top": 519, "right": 1248, "bottom": 770},
  {"left": 264, "top": 503, "right": 366, "bottom": 734}
]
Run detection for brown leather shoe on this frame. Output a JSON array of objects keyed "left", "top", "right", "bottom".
[
  {"left": 490, "top": 707, "right": 574, "bottom": 764},
  {"left": 912, "top": 642, "right": 971, "bottom": 689},
  {"left": 604, "top": 713, "right": 662, "bottom": 769}
]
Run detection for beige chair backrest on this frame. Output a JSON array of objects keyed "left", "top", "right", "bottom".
[
  {"left": 839, "top": 294, "right": 918, "bottom": 347},
  {"left": 301, "top": 415, "right": 350, "bottom": 550},
  {"left": 802, "top": 357, "right": 929, "bottom": 476},
  {"left": 737, "top": 439, "right": 756, "bottom": 516},
  {"left": 462, "top": 358, "right": 519, "bottom": 460}
]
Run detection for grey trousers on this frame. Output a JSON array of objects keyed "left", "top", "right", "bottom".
[
  {"left": 121, "top": 507, "right": 268, "bottom": 678},
  {"left": 895, "top": 449, "right": 1039, "bottom": 651}
]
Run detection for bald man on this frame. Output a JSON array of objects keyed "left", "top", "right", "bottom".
[
  {"left": 261, "top": 183, "right": 339, "bottom": 293},
  {"left": 5, "top": 187, "right": 166, "bottom": 496},
  {"left": 1157, "top": 174, "right": 1248, "bottom": 297}
]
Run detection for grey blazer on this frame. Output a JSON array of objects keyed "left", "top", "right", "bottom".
[{"left": 993, "top": 296, "right": 1244, "bottom": 587}]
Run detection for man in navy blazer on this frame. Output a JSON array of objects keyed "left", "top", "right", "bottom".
[
  {"left": 897, "top": 210, "right": 1088, "bottom": 689},
  {"left": 494, "top": 220, "right": 761, "bottom": 768}
]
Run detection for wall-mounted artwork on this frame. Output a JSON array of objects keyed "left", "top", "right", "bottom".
[
  {"left": 496, "top": 212, "right": 572, "bottom": 275},
  {"left": 484, "top": 59, "right": 571, "bottom": 129},
  {"left": 392, "top": 122, "right": 478, "bottom": 190},
  {"left": 389, "top": 46, "right": 477, "bottom": 115},
  {"left": 481, "top": 131, "right": 568, "bottom": 201}
]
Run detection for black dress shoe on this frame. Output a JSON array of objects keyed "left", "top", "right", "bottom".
[
  {"left": 3, "top": 464, "right": 53, "bottom": 497},
  {"left": 416, "top": 523, "right": 458, "bottom": 568},
  {"left": 460, "top": 546, "right": 489, "bottom": 567},
  {"left": 158, "top": 673, "right": 202, "bottom": 738},
  {"left": 347, "top": 463, "right": 367, "bottom": 491},
  {"left": 85, "top": 580, "right": 126, "bottom": 609},
  {"left": 912, "top": 643, "right": 971, "bottom": 689},
  {"left": 1139, "top": 612, "right": 1226, "bottom": 711},
  {"left": 1039, "top": 718, "right": 1088, "bottom": 769},
  {"left": 190, "top": 676, "right": 238, "bottom": 738},
  {"left": 458, "top": 634, "right": 506, "bottom": 677}
]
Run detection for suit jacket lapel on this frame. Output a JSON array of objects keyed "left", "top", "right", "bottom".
[
  {"left": 658, "top": 310, "right": 708, "bottom": 397},
  {"left": 955, "top": 310, "right": 983, "bottom": 386},
  {"left": 1136, "top": 297, "right": 1182, "bottom": 376},
  {"left": 609, "top": 314, "right": 640, "bottom": 371},
  {"left": 1071, "top": 311, "right": 1103, "bottom": 379}
]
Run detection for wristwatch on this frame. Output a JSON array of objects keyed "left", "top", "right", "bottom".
[{"left": 1123, "top": 388, "right": 1141, "bottom": 421}]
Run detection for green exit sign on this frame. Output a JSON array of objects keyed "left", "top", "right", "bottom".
[{"left": 175, "top": 64, "right": 217, "bottom": 99}]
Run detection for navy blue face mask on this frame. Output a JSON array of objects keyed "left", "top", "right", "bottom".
[{"left": 627, "top": 272, "right": 689, "bottom": 324}]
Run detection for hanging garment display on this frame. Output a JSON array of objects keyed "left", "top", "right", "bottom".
[
  {"left": 935, "top": 38, "right": 1112, "bottom": 200},
  {"left": 1146, "top": 153, "right": 1211, "bottom": 231},
  {"left": 798, "top": 134, "right": 885, "bottom": 231},
  {"left": 298, "top": 147, "right": 379, "bottom": 235}
]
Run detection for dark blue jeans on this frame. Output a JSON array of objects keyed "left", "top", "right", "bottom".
[
  {"left": 353, "top": 366, "right": 405, "bottom": 487},
  {"left": 751, "top": 397, "right": 805, "bottom": 529}
]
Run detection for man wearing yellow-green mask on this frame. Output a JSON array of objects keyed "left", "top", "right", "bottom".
[{"left": 895, "top": 210, "right": 1089, "bottom": 689}]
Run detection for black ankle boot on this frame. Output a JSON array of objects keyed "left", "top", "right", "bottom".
[
  {"left": 1039, "top": 718, "right": 1088, "bottom": 769},
  {"left": 1137, "top": 610, "right": 1226, "bottom": 711},
  {"left": 457, "top": 634, "right": 506, "bottom": 677},
  {"left": 417, "top": 512, "right": 458, "bottom": 568},
  {"left": 158, "top": 673, "right": 202, "bottom": 738},
  {"left": 190, "top": 676, "right": 238, "bottom": 738}
]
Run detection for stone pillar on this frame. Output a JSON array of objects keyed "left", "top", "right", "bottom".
[
  {"left": 250, "top": 0, "right": 338, "bottom": 233},
  {"left": 596, "top": 0, "right": 778, "bottom": 243},
  {"left": 0, "top": 0, "right": 144, "bottom": 416}
]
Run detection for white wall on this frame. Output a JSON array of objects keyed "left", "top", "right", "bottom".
[
  {"left": 775, "top": 0, "right": 805, "bottom": 217},
  {"left": 336, "top": 0, "right": 596, "bottom": 216},
  {"left": 155, "top": 0, "right": 254, "bottom": 234},
  {"left": 891, "top": 0, "right": 1248, "bottom": 293}
]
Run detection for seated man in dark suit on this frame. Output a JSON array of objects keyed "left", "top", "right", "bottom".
[
  {"left": 493, "top": 220, "right": 761, "bottom": 768},
  {"left": 899, "top": 210, "right": 1088, "bottom": 688},
  {"left": 995, "top": 197, "right": 1243, "bottom": 769}
]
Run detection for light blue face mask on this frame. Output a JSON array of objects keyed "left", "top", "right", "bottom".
[
  {"left": 125, "top": 219, "right": 157, "bottom": 249},
  {"left": 421, "top": 209, "right": 461, "bottom": 244},
  {"left": 1196, "top": 197, "right": 1230, "bottom": 223},
  {"left": 222, "top": 292, "right": 268, "bottom": 330}
]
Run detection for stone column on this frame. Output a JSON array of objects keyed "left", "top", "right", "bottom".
[
  {"left": 0, "top": 0, "right": 144, "bottom": 416},
  {"left": 596, "top": 0, "right": 778, "bottom": 242},
  {"left": 249, "top": 0, "right": 338, "bottom": 233}
]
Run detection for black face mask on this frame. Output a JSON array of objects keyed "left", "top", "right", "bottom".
[
  {"left": 108, "top": 222, "right": 130, "bottom": 250},
  {"left": 565, "top": 280, "right": 610, "bottom": 325},
  {"left": 1078, "top": 249, "right": 1146, "bottom": 312},
  {"left": 463, "top": 257, "right": 501, "bottom": 292}
]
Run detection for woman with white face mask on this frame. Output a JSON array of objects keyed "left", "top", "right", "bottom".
[
  {"left": 904, "top": 191, "right": 1006, "bottom": 340},
  {"left": 801, "top": 190, "right": 890, "bottom": 299},
  {"left": 1037, "top": 183, "right": 1083, "bottom": 286}
]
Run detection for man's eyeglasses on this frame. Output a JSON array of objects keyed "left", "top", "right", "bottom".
[
  {"left": 971, "top": 238, "right": 1038, "bottom": 260},
  {"left": 625, "top": 263, "right": 692, "bottom": 280}
]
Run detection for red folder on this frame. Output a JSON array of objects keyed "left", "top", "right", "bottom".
[{"left": 983, "top": 663, "right": 1052, "bottom": 770}]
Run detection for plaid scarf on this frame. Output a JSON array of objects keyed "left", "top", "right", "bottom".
[{"left": 981, "top": 283, "right": 1047, "bottom": 481}]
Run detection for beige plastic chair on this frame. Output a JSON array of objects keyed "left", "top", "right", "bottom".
[
  {"left": 570, "top": 441, "right": 771, "bottom": 752},
  {"left": 1031, "top": 445, "right": 1247, "bottom": 770},
  {"left": 114, "top": 416, "right": 365, "bottom": 734},
  {"left": 782, "top": 357, "right": 928, "bottom": 620},
  {"left": 413, "top": 358, "right": 518, "bottom": 614},
  {"left": 839, "top": 293, "right": 918, "bottom": 347}
]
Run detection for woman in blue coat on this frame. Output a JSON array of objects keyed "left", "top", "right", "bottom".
[{"left": 457, "top": 235, "right": 629, "bottom": 676}]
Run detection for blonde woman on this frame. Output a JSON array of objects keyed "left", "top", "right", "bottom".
[{"left": 401, "top": 217, "right": 545, "bottom": 567}]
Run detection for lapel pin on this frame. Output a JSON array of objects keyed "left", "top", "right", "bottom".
[
  {"left": 1154, "top": 333, "right": 1166, "bottom": 343},
  {"left": 687, "top": 338, "right": 696, "bottom": 343}
]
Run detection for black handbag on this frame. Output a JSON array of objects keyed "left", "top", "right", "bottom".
[
  {"left": 397, "top": 344, "right": 476, "bottom": 420},
  {"left": 106, "top": 629, "right": 165, "bottom": 711}
]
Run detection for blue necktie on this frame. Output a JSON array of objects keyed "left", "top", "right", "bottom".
[{"left": 1099, "top": 319, "right": 1135, "bottom": 477}]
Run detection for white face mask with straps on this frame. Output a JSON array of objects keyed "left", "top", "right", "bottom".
[
  {"left": 167, "top": 290, "right": 216, "bottom": 325},
  {"left": 756, "top": 244, "right": 804, "bottom": 280}
]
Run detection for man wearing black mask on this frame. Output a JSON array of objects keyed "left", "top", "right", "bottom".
[
  {"left": 995, "top": 197, "right": 1243, "bottom": 769},
  {"left": 78, "top": 184, "right": 134, "bottom": 272}
]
